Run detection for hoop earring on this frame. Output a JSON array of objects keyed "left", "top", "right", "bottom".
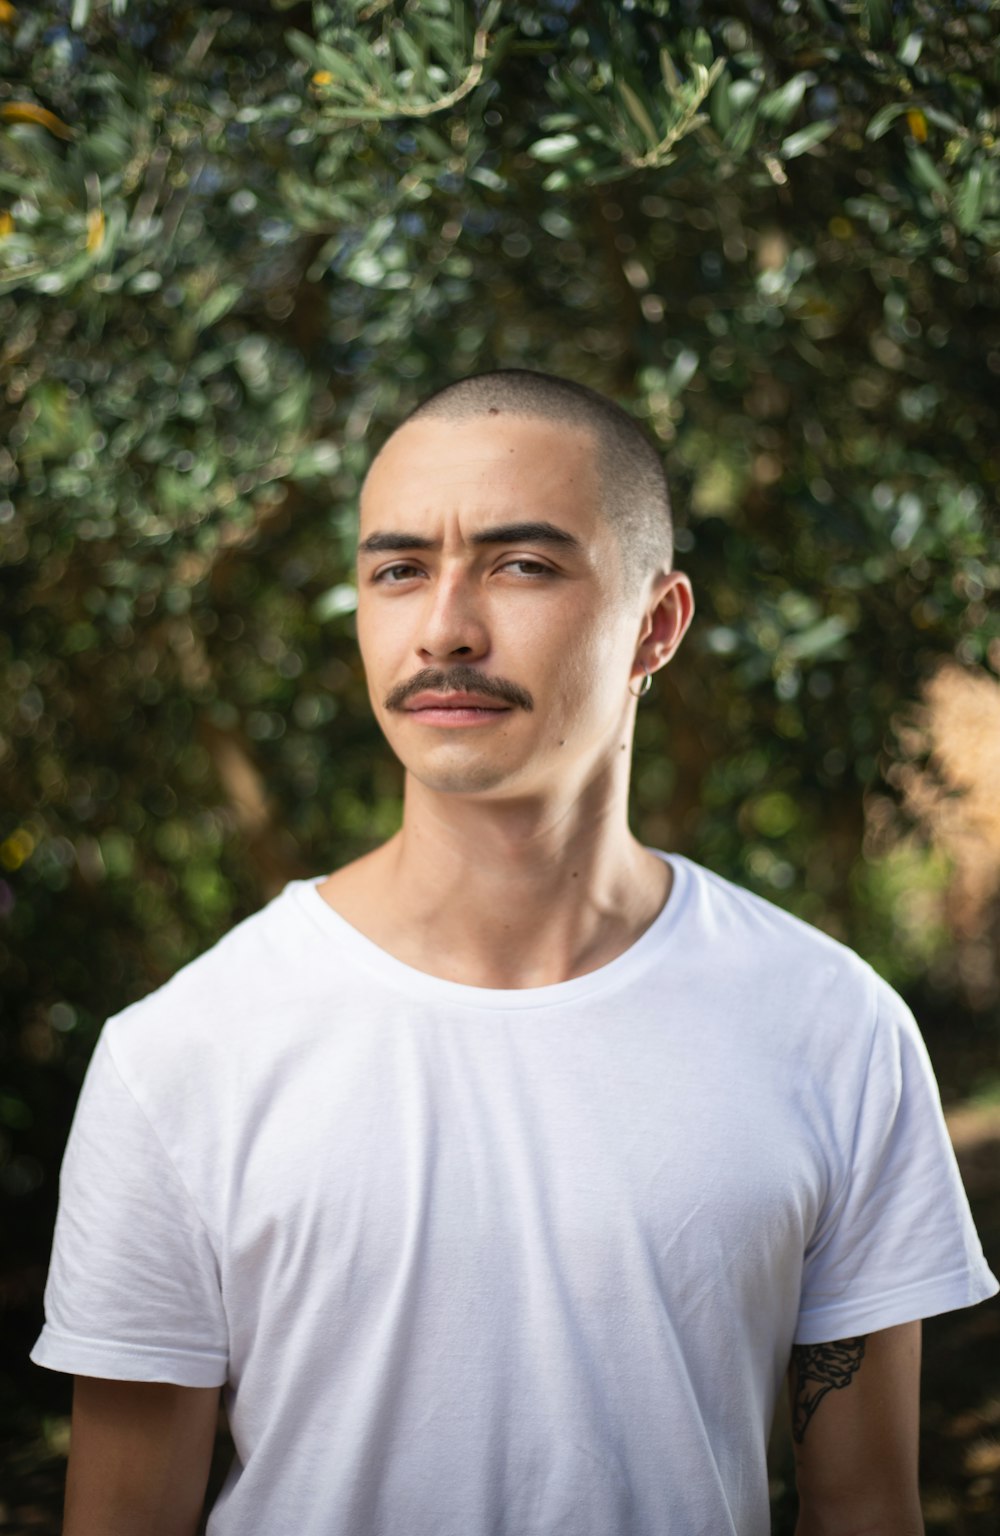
[{"left": 629, "top": 663, "right": 652, "bottom": 699}]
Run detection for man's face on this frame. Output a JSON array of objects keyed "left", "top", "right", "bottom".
[{"left": 355, "top": 413, "right": 648, "bottom": 799}]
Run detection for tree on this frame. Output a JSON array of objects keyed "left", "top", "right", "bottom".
[{"left": 1, "top": 1, "right": 999, "bottom": 1523}]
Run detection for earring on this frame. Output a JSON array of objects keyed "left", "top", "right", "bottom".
[{"left": 629, "top": 663, "right": 652, "bottom": 699}]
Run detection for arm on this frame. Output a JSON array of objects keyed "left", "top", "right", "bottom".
[
  {"left": 789, "top": 1321, "right": 924, "bottom": 1536},
  {"left": 64, "top": 1377, "right": 221, "bottom": 1536}
]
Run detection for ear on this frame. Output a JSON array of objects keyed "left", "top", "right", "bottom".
[{"left": 633, "top": 571, "right": 694, "bottom": 677}]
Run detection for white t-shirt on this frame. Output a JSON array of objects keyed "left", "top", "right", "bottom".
[{"left": 32, "top": 852, "right": 996, "bottom": 1535}]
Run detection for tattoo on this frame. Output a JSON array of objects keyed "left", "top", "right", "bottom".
[{"left": 790, "top": 1336, "right": 868, "bottom": 1444}]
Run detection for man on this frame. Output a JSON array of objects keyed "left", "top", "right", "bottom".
[{"left": 33, "top": 370, "right": 996, "bottom": 1536}]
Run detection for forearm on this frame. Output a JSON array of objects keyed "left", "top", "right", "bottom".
[
  {"left": 65, "top": 1456, "right": 206, "bottom": 1536},
  {"left": 790, "top": 1323, "right": 923, "bottom": 1536},
  {"left": 793, "top": 1469, "right": 924, "bottom": 1536},
  {"left": 63, "top": 1378, "right": 220, "bottom": 1536},
  {"left": 65, "top": 1484, "right": 204, "bottom": 1536},
  {"left": 795, "top": 1515, "right": 924, "bottom": 1536}
]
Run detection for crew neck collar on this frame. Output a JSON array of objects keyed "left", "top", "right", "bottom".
[{"left": 287, "top": 850, "right": 690, "bottom": 1012}]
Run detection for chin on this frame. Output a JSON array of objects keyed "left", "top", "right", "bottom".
[
  {"left": 408, "top": 760, "right": 518, "bottom": 796},
  {"left": 392, "top": 736, "right": 533, "bottom": 797}
]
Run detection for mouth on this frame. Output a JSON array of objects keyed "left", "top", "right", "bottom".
[{"left": 402, "top": 693, "right": 514, "bottom": 726}]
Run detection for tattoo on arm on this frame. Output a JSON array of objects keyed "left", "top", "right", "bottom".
[{"left": 790, "top": 1336, "right": 868, "bottom": 1444}]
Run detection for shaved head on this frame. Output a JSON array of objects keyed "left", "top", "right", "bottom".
[{"left": 390, "top": 369, "right": 674, "bottom": 595}]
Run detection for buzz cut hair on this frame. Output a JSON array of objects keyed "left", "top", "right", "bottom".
[{"left": 400, "top": 369, "right": 673, "bottom": 594}]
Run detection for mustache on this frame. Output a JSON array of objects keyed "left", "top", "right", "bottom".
[{"left": 384, "top": 665, "right": 534, "bottom": 713}]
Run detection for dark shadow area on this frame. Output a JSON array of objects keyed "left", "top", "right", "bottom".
[{"left": 919, "top": 1131, "right": 1000, "bottom": 1533}]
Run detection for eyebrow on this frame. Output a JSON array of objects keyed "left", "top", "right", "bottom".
[{"left": 357, "top": 521, "right": 584, "bottom": 557}]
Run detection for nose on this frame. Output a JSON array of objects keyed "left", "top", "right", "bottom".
[{"left": 416, "top": 566, "right": 490, "bottom": 662}]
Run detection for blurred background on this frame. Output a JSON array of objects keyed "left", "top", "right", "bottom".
[{"left": 1, "top": 1, "right": 998, "bottom": 1529}]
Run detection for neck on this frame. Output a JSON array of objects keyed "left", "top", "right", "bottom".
[{"left": 333, "top": 748, "right": 671, "bottom": 989}]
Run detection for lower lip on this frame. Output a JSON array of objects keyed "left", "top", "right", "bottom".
[{"left": 404, "top": 707, "right": 512, "bottom": 727}]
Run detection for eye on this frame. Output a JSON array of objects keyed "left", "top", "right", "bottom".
[
  {"left": 372, "top": 562, "right": 423, "bottom": 583},
  {"left": 500, "top": 558, "right": 553, "bottom": 577}
]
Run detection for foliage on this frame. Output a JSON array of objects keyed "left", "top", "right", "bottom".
[{"left": 1, "top": 0, "right": 999, "bottom": 1504}]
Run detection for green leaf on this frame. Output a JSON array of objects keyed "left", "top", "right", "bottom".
[
  {"left": 907, "top": 146, "right": 948, "bottom": 197},
  {"left": 286, "top": 31, "right": 368, "bottom": 91},
  {"left": 690, "top": 28, "right": 714, "bottom": 68},
  {"left": 759, "top": 72, "right": 816, "bottom": 125},
  {"left": 555, "top": 69, "right": 619, "bottom": 137},
  {"left": 780, "top": 120, "right": 836, "bottom": 159},
  {"left": 955, "top": 162, "right": 986, "bottom": 234},
  {"left": 708, "top": 68, "right": 732, "bottom": 136},
  {"left": 292, "top": 441, "right": 342, "bottom": 480},
  {"left": 528, "top": 133, "right": 580, "bottom": 163},
  {"left": 862, "top": 0, "right": 893, "bottom": 47},
  {"left": 728, "top": 80, "right": 760, "bottom": 112},
  {"left": 659, "top": 47, "right": 680, "bottom": 94},
  {"left": 541, "top": 155, "right": 599, "bottom": 191},
  {"left": 313, "top": 582, "right": 357, "bottom": 620},
  {"left": 922, "top": 106, "right": 962, "bottom": 135},
  {"left": 898, "top": 32, "right": 923, "bottom": 66},
  {"left": 782, "top": 615, "right": 852, "bottom": 660},
  {"left": 725, "top": 113, "right": 758, "bottom": 157},
  {"left": 619, "top": 82, "right": 658, "bottom": 146},
  {"left": 393, "top": 29, "right": 432, "bottom": 91},
  {"left": 195, "top": 283, "right": 243, "bottom": 331},
  {"left": 663, "top": 348, "right": 699, "bottom": 397},
  {"left": 866, "top": 103, "right": 907, "bottom": 141},
  {"left": 467, "top": 164, "right": 506, "bottom": 191}
]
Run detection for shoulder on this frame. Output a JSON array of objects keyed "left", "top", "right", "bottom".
[
  {"left": 102, "top": 879, "right": 324, "bottom": 1082},
  {"left": 666, "top": 854, "right": 892, "bottom": 1065},
  {"left": 673, "top": 853, "right": 873, "bottom": 985}
]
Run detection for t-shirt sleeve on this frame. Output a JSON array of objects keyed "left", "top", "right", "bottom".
[
  {"left": 794, "top": 973, "right": 998, "bottom": 1345},
  {"left": 30, "top": 1030, "right": 229, "bottom": 1386}
]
